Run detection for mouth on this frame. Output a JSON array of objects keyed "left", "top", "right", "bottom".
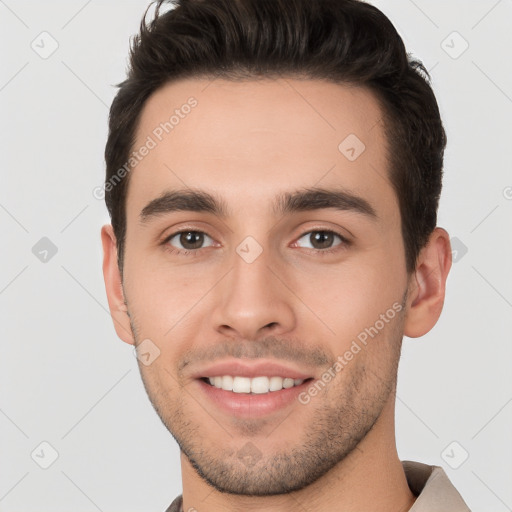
[
  {"left": 200, "top": 375, "right": 313, "bottom": 394},
  {"left": 190, "top": 359, "right": 317, "bottom": 417},
  {"left": 195, "top": 376, "right": 315, "bottom": 418}
]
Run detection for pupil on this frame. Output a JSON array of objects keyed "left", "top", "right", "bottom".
[
  {"left": 312, "top": 231, "right": 333, "bottom": 249},
  {"left": 180, "top": 231, "right": 203, "bottom": 249}
]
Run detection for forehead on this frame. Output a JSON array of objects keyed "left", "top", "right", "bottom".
[{"left": 126, "top": 77, "right": 397, "bottom": 222}]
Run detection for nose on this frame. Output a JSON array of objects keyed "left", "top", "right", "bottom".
[{"left": 211, "top": 247, "right": 297, "bottom": 341}]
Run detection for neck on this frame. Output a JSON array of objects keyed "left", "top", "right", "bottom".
[{"left": 180, "top": 398, "right": 416, "bottom": 512}]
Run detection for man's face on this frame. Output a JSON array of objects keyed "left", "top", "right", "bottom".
[{"left": 120, "top": 78, "right": 410, "bottom": 494}]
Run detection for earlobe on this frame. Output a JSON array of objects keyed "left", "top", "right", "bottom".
[
  {"left": 101, "top": 224, "right": 135, "bottom": 345},
  {"left": 403, "top": 227, "right": 452, "bottom": 338}
]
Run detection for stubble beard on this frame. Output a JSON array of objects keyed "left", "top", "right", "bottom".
[{"left": 131, "top": 314, "right": 405, "bottom": 496}]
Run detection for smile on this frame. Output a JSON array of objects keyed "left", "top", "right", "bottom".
[{"left": 203, "top": 375, "right": 308, "bottom": 394}]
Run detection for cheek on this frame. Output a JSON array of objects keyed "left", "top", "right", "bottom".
[
  {"left": 306, "top": 255, "right": 403, "bottom": 301},
  {"left": 293, "top": 257, "right": 406, "bottom": 349},
  {"left": 123, "top": 258, "right": 221, "bottom": 339}
]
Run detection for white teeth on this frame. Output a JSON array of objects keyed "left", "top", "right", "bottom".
[
  {"left": 283, "top": 378, "right": 294, "bottom": 389},
  {"left": 232, "top": 376, "right": 251, "bottom": 393},
  {"left": 222, "top": 375, "right": 234, "bottom": 391},
  {"left": 269, "top": 376, "right": 284, "bottom": 391},
  {"left": 251, "top": 376, "right": 269, "bottom": 394},
  {"left": 205, "top": 375, "right": 305, "bottom": 393}
]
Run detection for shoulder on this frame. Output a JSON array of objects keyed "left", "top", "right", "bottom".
[
  {"left": 163, "top": 494, "right": 183, "bottom": 512},
  {"left": 402, "top": 460, "right": 471, "bottom": 511}
]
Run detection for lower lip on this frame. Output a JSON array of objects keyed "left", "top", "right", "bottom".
[{"left": 196, "top": 379, "right": 311, "bottom": 418}]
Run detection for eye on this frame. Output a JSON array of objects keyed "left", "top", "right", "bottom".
[
  {"left": 294, "top": 230, "right": 348, "bottom": 252},
  {"left": 164, "top": 230, "right": 215, "bottom": 253}
]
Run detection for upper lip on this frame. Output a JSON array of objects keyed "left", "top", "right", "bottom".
[{"left": 190, "top": 359, "right": 314, "bottom": 380}]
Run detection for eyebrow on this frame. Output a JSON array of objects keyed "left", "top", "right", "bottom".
[{"left": 139, "top": 186, "right": 377, "bottom": 223}]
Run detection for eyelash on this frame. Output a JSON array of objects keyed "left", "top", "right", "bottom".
[{"left": 161, "top": 229, "right": 351, "bottom": 257}]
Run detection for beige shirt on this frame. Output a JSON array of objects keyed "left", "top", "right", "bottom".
[
  {"left": 165, "top": 460, "right": 471, "bottom": 511},
  {"left": 404, "top": 461, "right": 471, "bottom": 511}
]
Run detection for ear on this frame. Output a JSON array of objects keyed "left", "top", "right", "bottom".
[
  {"left": 403, "top": 227, "right": 452, "bottom": 338},
  {"left": 101, "top": 224, "right": 135, "bottom": 345}
]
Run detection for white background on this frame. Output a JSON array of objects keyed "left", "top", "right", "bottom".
[{"left": 1, "top": 1, "right": 511, "bottom": 510}]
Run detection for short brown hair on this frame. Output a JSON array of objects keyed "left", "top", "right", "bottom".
[{"left": 104, "top": 0, "right": 447, "bottom": 274}]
